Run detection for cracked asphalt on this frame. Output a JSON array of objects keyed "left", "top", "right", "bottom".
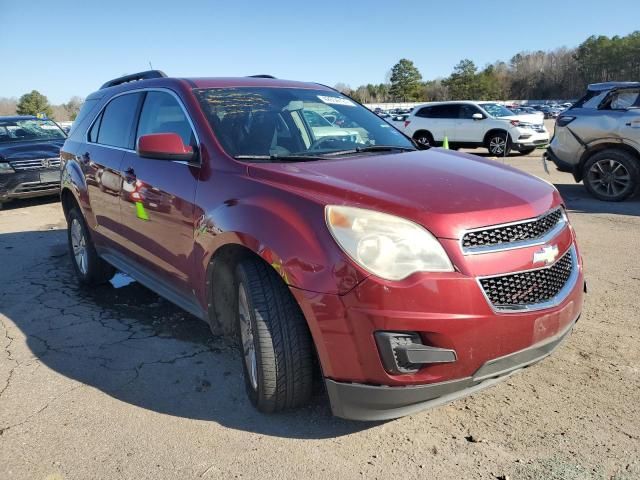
[{"left": 1, "top": 150, "right": 639, "bottom": 480}]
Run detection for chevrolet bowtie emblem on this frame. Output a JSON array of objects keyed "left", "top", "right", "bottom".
[{"left": 533, "top": 245, "right": 559, "bottom": 265}]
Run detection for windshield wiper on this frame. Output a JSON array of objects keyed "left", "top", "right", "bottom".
[
  {"left": 320, "top": 145, "right": 417, "bottom": 156},
  {"left": 234, "top": 154, "right": 324, "bottom": 162}
]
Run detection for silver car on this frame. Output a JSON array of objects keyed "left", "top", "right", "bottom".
[{"left": 546, "top": 82, "right": 640, "bottom": 201}]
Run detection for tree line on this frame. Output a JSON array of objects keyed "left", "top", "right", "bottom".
[
  {"left": 337, "top": 31, "right": 640, "bottom": 103},
  {"left": 0, "top": 91, "right": 82, "bottom": 122}
]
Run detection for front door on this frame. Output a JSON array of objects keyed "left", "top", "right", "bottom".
[
  {"left": 119, "top": 90, "right": 200, "bottom": 297},
  {"left": 455, "top": 104, "right": 487, "bottom": 143}
]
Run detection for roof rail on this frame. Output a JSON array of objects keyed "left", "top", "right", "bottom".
[
  {"left": 100, "top": 70, "right": 167, "bottom": 90},
  {"left": 247, "top": 74, "right": 276, "bottom": 79}
]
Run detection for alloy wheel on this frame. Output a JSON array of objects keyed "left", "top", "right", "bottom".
[
  {"left": 238, "top": 283, "right": 258, "bottom": 390},
  {"left": 489, "top": 136, "right": 507, "bottom": 155},
  {"left": 70, "top": 218, "right": 88, "bottom": 275},
  {"left": 587, "top": 159, "right": 632, "bottom": 199},
  {"left": 415, "top": 135, "right": 430, "bottom": 146}
]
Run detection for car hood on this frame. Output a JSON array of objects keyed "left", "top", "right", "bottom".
[
  {"left": 248, "top": 149, "right": 562, "bottom": 239},
  {"left": 0, "top": 139, "right": 64, "bottom": 162}
]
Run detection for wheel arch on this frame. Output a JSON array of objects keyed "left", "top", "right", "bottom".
[
  {"left": 577, "top": 142, "right": 640, "bottom": 182},
  {"left": 412, "top": 129, "right": 434, "bottom": 142},
  {"left": 483, "top": 128, "right": 511, "bottom": 146},
  {"left": 205, "top": 242, "right": 263, "bottom": 336}
]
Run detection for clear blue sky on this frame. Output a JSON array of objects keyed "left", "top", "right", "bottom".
[{"left": 1, "top": 0, "right": 638, "bottom": 103}]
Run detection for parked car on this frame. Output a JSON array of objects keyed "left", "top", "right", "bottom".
[
  {"left": 401, "top": 101, "right": 549, "bottom": 155},
  {"left": 60, "top": 71, "right": 584, "bottom": 420},
  {"left": 302, "top": 110, "right": 363, "bottom": 143},
  {"left": 547, "top": 81, "right": 640, "bottom": 201},
  {"left": 0, "top": 115, "right": 67, "bottom": 208}
]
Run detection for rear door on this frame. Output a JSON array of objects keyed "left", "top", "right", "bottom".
[
  {"left": 83, "top": 92, "right": 143, "bottom": 248},
  {"left": 119, "top": 90, "right": 200, "bottom": 298},
  {"left": 426, "top": 104, "right": 459, "bottom": 142}
]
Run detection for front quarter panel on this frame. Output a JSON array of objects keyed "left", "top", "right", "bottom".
[{"left": 192, "top": 171, "right": 367, "bottom": 305}]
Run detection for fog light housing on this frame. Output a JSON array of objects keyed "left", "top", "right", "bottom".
[
  {"left": 0, "top": 162, "right": 14, "bottom": 174},
  {"left": 374, "top": 332, "right": 457, "bottom": 375}
]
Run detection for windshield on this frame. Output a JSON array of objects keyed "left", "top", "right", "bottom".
[
  {"left": 0, "top": 118, "right": 66, "bottom": 143},
  {"left": 194, "top": 87, "right": 414, "bottom": 160},
  {"left": 481, "top": 103, "right": 515, "bottom": 118}
]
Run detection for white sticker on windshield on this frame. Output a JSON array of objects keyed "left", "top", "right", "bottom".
[{"left": 317, "top": 95, "right": 355, "bottom": 107}]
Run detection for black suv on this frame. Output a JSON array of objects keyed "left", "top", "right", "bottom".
[{"left": 0, "top": 115, "right": 67, "bottom": 208}]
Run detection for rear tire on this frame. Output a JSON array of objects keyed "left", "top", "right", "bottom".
[
  {"left": 67, "top": 207, "right": 115, "bottom": 285},
  {"left": 583, "top": 149, "right": 639, "bottom": 202},
  {"left": 486, "top": 132, "right": 511, "bottom": 156},
  {"left": 235, "top": 258, "right": 314, "bottom": 413}
]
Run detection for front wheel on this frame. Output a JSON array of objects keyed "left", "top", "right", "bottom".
[
  {"left": 235, "top": 258, "right": 314, "bottom": 413},
  {"left": 67, "top": 207, "right": 115, "bottom": 285},
  {"left": 487, "top": 133, "right": 511, "bottom": 156},
  {"left": 583, "top": 150, "right": 639, "bottom": 201}
]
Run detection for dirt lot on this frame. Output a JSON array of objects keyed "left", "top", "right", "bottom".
[{"left": 1, "top": 144, "right": 639, "bottom": 480}]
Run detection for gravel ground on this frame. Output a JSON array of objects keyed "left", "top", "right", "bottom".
[{"left": 1, "top": 140, "right": 639, "bottom": 480}]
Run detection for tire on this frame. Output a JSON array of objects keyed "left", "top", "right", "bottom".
[
  {"left": 67, "top": 207, "right": 115, "bottom": 285},
  {"left": 519, "top": 147, "right": 537, "bottom": 156},
  {"left": 486, "top": 132, "right": 511, "bottom": 156},
  {"left": 413, "top": 131, "right": 434, "bottom": 147},
  {"left": 583, "top": 149, "right": 639, "bottom": 202},
  {"left": 235, "top": 258, "right": 314, "bottom": 413}
]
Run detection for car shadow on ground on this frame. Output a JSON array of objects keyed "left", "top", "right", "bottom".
[
  {"left": 0, "top": 195, "right": 60, "bottom": 211},
  {"left": 555, "top": 183, "right": 640, "bottom": 217},
  {"left": 0, "top": 229, "right": 378, "bottom": 439}
]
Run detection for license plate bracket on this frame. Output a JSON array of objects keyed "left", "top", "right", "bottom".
[{"left": 40, "top": 170, "right": 60, "bottom": 183}]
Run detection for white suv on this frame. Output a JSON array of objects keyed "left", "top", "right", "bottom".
[{"left": 401, "top": 101, "right": 550, "bottom": 155}]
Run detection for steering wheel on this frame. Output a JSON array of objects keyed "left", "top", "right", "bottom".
[{"left": 308, "top": 136, "right": 350, "bottom": 151}]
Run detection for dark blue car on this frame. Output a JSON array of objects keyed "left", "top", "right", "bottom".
[{"left": 0, "top": 115, "right": 66, "bottom": 208}]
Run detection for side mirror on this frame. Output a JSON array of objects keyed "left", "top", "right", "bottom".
[
  {"left": 137, "top": 133, "right": 195, "bottom": 161},
  {"left": 472, "top": 113, "right": 484, "bottom": 120}
]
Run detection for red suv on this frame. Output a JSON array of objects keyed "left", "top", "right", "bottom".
[{"left": 60, "top": 71, "right": 585, "bottom": 421}]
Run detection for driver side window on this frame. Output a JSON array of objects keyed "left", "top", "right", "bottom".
[{"left": 137, "top": 91, "right": 195, "bottom": 147}]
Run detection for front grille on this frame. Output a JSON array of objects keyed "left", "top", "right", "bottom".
[
  {"left": 479, "top": 248, "right": 573, "bottom": 309},
  {"left": 9, "top": 157, "right": 61, "bottom": 171},
  {"left": 15, "top": 181, "right": 60, "bottom": 193},
  {"left": 462, "top": 208, "right": 564, "bottom": 250}
]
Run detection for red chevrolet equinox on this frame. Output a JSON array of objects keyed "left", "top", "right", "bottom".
[{"left": 60, "top": 71, "right": 585, "bottom": 421}]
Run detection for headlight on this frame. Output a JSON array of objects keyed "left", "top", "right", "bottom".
[
  {"left": 326, "top": 205, "right": 454, "bottom": 280},
  {"left": 0, "top": 162, "right": 14, "bottom": 173}
]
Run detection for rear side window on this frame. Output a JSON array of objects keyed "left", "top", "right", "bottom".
[
  {"left": 573, "top": 90, "right": 608, "bottom": 109},
  {"left": 428, "top": 104, "right": 460, "bottom": 118},
  {"left": 94, "top": 93, "right": 142, "bottom": 149},
  {"left": 136, "top": 91, "right": 195, "bottom": 147},
  {"left": 88, "top": 112, "right": 102, "bottom": 143},
  {"left": 415, "top": 107, "right": 432, "bottom": 118},
  {"left": 69, "top": 98, "right": 99, "bottom": 136}
]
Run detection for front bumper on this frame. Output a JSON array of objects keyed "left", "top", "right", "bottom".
[
  {"left": 291, "top": 233, "right": 584, "bottom": 420},
  {"left": 326, "top": 314, "right": 578, "bottom": 421},
  {"left": 512, "top": 128, "right": 549, "bottom": 151},
  {"left": 0, "top": 168, "right": 60, "bottom": 203}
]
